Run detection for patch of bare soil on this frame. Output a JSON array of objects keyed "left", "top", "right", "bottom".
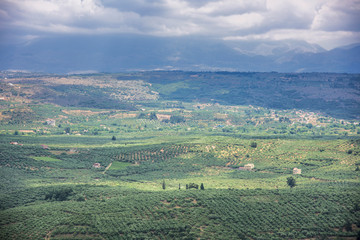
[{"left": 62, "top": 109, "right": 110, "bottom": 116}]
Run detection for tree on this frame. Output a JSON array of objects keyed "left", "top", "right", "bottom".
[
  {"left": 162, "top": 180, "right": 166, "bottom": 190},
  {"left": 188, "top": 183, "right": 199, "bottom": 189},
  {"left": 64, "top": 127, "right": 71, "bottom": 134},
  {"left": 170, "top": 115, "right": 185, "bottom": 124},
  {"left": 250, "top": 142, "right": 257, "bottom": 148},
  {"left": 200, "top": 183, "right": 204, "bottom": 190},
  {"left": 137, "top": 112, "right": 147, "bottom": 119},
  {"left": 344, "top": 220, "right": 352, "bottom": 231},
  {"left": 45, "top": 187, "right": 73, "bottom": 201},
  {"left": 149, "top": 112, "right": 158, "bottom": 120},
  {"left": 287, "top": 176, "right": 296, "bottom": 188},
  {"left": 351, "top": 203, "right": 360, "bottom": 213},
  {"left": 112, "top": 136, "right": 116, "bottom": 141}
]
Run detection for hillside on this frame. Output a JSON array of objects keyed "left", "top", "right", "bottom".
[
  {"left": 1, "top": 71, "right": 359, "bottom": 119},
  {"left": 138, "top": 71, "right": 360, "bottom": 119},
  {"left": 1, "top": 36, "right": 359, "bottom": 73},
  {"left": 0, "top": 71, "right": 359, "bottom": 240}
]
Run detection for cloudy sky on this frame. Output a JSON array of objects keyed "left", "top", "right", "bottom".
[{"left": 0, "top": 0, "right": 359, "bottom": 50}]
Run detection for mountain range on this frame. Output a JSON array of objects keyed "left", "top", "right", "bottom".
[{"left": 0, "top": 35, "right": 359, "bottom": 73}]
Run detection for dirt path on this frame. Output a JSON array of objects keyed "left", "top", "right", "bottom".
[{"left": 103, "top": 162, "right": 112, "bottom": 174}]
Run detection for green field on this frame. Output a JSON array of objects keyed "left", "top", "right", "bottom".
[
  {"left": 31, "top": 156, "right": 61, "bottom": 162},
  {"left": 109, "top": 161, "right": 131, "bottom": 170},
  {"left": 0, "top": 72, "right": 359, "bottom": 239}
]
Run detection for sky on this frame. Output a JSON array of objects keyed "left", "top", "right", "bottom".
[{"left": 0, "top": 0, "right": 359, "bottom": 50}]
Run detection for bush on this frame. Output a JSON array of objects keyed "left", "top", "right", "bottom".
[
  {"left": 64, "top": 127, "right": 71, "bottom": 134},
  {"left": 188, "top": 183, "right": 199, "bottom": 189},
  {"left": 149, "top": 112, "right": 158, "bottom": 120},
  {"left": 45, "top": 187, "right": 74, "bottom": 201},
  {"left": 170, "top": 115, "right": 185, "bottom": 124},
  {"left": 76, "top": 196, "right": 85, "bottom": 202},
  {"left": 287, "top": 176, "right": 296, "bottom": 188}
]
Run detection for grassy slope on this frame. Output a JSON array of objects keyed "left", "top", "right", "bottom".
[
  {"left": 0, "top": 72, "right": 359, "bottom": 239},
  {"left": 0, "top": 133, "right": 359, "bottom": 239}
]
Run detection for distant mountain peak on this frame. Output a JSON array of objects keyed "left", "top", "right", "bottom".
[
  {"left": 228, "top": 40, "right": 325, "bottom": 56},
  {"left": 0, "top": 35, "right": 358, "bottom": 73}
]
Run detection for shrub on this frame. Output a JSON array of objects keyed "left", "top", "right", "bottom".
[
  {"left": 45, "top": 187, "right": 74, "bottom": 201},
  {"left": 188, "top": 183, "right": 199, "bottom": 189},
  {"left": 287, "top": 176, "right": 296, "bottom": 188}
]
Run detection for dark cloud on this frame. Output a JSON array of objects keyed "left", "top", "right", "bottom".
[{"left": 0, "top": 0, "right": 359, "bottom": 49}]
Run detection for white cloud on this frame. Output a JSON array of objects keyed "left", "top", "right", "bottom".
[
  {"left": 2, "top": 0, "right": 141, "bottom": 33},
  {"left": 312, "top": 0, "right": 360, "bottom": 31},
  {"left": 197, "top": 0, "right": 266, "bottom": 15},
  {"left": 215, "top": 13, "right": 264, "bottom": 30},
  {"left": 224, "top": 29, "right": 360, "bottom": 50},
  {"left": 0, "top": 0, "right": 359, "bottom": 49}
]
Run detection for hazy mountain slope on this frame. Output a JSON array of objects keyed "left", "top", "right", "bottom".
[
  {"left": 121, "top": 71, "right": 360, "bottom": 119},
  {"left": 0, "top": 35, "right": 359, "bottom": 73}
]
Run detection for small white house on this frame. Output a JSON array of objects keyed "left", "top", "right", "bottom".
[
  {"left": 293, "top": 168, "right": 302, "bottom": 174},
  {"left": 93, "top": 163, "right": 101, "bottom": 168},
  {"left": 244, "top": 163, "right": 255, "bottom": 170},
  {"left": 239, "top": 163, "right": 255, "bottom": 171},
  {"left": 46, "top": 119, "right": 56, "bottom": 126}
]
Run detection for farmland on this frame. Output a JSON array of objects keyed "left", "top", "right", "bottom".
[{"left": 0, "top": 71, "right": 359, "bottom": 239}]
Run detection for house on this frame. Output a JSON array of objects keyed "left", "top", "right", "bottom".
[
  {"left": 293, "top": 168, "right": 302, "bottom": 174},
  {"left": 68, "top": 148, "right": 78, "bottom": 154},
  {"left": 46, "top": 119, "right": 56, "bottom": 126},
  {"left": 10, "top": 142, "right": 18, "bottom": 145},
  {"left": 93, "top": 163, "right": 101, "bottom": 168},
  {"left": 244, "top": 163, "right": 255, "bottom": 170},
  {"left": 239, "top": 163, "right": 255, "bottom": 171}
]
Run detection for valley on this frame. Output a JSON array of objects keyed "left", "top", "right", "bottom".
[{"left": 0, "top": 71, "right": 359, "bottom": 239}]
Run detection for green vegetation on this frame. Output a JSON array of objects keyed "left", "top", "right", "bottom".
[
  {"left": 31, "top": 156, "right": 61, "bottom": 162},
  {"left": 0, "top": 71, "right": 359, "bottom": 239},
  {"left": 109, "top": 161, "right": 131, "bottom": 170},
  {"left": 287, "top": 176, "right": 296, "bottom": 188}
]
